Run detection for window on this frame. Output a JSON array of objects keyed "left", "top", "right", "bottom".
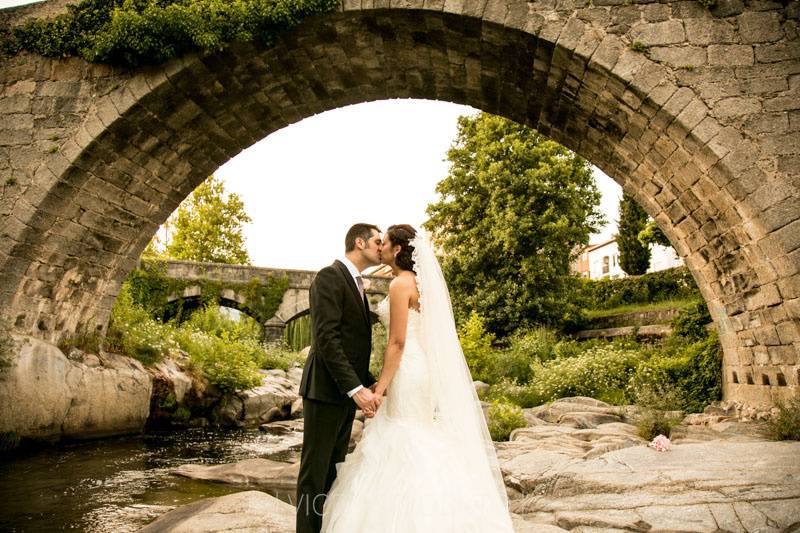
[{"left": 602, "top": 256, "right": 609, "bottom": 274}]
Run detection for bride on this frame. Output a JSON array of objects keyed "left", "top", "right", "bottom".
[{"left": 320, "top": 224, "right": 515, "bottom": 532}]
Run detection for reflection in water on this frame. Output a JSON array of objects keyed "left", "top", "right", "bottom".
[{"left": 0, "top": 427, "right": 302, "bottom": 532}]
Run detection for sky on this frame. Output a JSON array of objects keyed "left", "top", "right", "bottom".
[{"left": 213, "top": 100, "right": 622, "bottom": 270}]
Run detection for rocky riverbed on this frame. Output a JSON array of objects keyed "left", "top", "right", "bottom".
[{"left": 141, "top": 397, "right": 800, "bottom": 532}]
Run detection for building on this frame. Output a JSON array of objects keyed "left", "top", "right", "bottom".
[{"left": 572, "top": 239, "right": 683, "bottom": 280}]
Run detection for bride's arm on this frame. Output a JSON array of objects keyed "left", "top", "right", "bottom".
[{"left": 374, "top": 276, "right": 414, "bottom": 397}]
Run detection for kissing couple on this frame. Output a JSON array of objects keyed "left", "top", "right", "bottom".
[{"left": 296, "top": 223, "right": 514, "bottom": 533}]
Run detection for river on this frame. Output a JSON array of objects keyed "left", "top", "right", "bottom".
[{"left": 0, "top": 428, "right": 301, "bottom": 532}]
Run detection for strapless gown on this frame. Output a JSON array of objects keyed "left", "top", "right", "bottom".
[{"left": 319, "top": 297, "right": 514, "bottom": 532}]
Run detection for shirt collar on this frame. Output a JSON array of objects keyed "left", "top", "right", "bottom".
[{"left": 339, "top": 256, "right": 361, "bottom": 280}]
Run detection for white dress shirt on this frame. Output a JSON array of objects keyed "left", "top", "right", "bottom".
[{"left": 340, "top": 256, "right": 366, "bottom": 399}]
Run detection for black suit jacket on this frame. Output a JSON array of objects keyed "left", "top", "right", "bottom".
[{"left": 298, "top": 260, "right": 376, "bottom": 405}]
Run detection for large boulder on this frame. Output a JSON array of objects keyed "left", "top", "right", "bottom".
[
  {"left": 137, "top": 490, "right": 294, "bottom": 532},
  {"left": 213, "top": 370, "right": 298, "bottom": 428},
  {"left": 0, "top": 336, "right": 152, "bottom": 443}
]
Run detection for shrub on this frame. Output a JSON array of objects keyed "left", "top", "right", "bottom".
[
  {"left": 172, "top": 326, "right": 262, "bottom": 393},
  {"left": 576, "top": 266, "right": 700, "bottom": 310},
  {"left": 527, "top": 343, "right": 644, "bottom": 405},
  {"left": 2, "top": 0, "right": 341, "bottom": 68},
  {"left": 258, "top": 341, "right": 306, "bottom": 371},
  {"left": 635, "top": 409, "right": 681, "bottom": 440},
  {"left": 107, "top": 282, "right": 174, "bottom": 365},
  {"left": 459, "top": 311, "right": 496, "bottom": 383},
  {"left": 671, "top": 300, "right": 711, "bottom": 342},
  {"left": 487, "top": 400, "right": 527, "bottom": 441},
  {"left": 185, "top": 305, "right": 262, "bottom": 343},
  {"left": 765, "top": 397, "right": 800, "bottom": 441}
]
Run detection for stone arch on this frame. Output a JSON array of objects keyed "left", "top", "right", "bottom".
[
  {"left": 161, "top": 284, "right": 262, "bottom": 324},
  {"left": 0, "top": 1, "right": 798, "bottom": 405}
]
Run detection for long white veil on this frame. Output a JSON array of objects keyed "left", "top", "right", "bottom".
[{"left": 410, "top": 229, "right": 510, "bottom": 513}]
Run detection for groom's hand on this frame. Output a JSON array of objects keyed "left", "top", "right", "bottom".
[{"left": 353, "top": 387, "right": 380, "bottom": 417}]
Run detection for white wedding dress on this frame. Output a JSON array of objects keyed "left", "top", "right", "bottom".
[{"left": 320, "top": 296, "right": 515, "bottom": 532}]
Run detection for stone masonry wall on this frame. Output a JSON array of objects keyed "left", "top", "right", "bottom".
[{"left": 0, "top": 0, "right": 798, "bottom": 406}]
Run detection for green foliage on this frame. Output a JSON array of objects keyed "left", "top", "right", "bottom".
[
  {"left": 576, "top": 266, "right": 700, "bottom": 310},
  {"left": 172, "top": 405, "right": 192, "bottom": 424},
  {"left": 2, "top": 0, "right": 340, "bottom": 67},
  {"left": 106, "top": 281, "right": 175, "bottom": 365},
  {"left": 698, "top": 0, "right": 717, "bottom": 9},
  {"left": 484, "top": 327, "right": 560, "bottom": 384},
  {"left": 765, "top": 397, "right": 800, "bottom": 441},
  {"left": 487, "top": 400, "right": 527, "bottom": 441},
  {"left": 285, "top": 313, "right": 311, "bottom": 351},
  {"left": 627, "top": 330, "right": 722, "bottom": 413},
  {"left": 186, "top": 304, "right": 262, "bottom": 342},
  {"left": 616, "top": 193, "right": 651, "bottom": 275},
  {"left": 638, "top": 219, "right": 671, "bottom": 248},
  {"left": 458, "top": 311, "right": 496, "bottom": 383},
  {"left": 424, "top": 112, "right": 605, "bottom": 336},
  {"left": 629, "top": 40, "right": 648, "bottom": 53},
  {"left": 258, "top": 340, "right": 307, "bottom": 371},
  {"left": 152, "top": 175, "right": 252, "bottom": 265},
  {"left": 635, "top": 409, "right": 680, "bottom": 440},
  {"left": 671, "top": 300, "right": 712, "bottom": 342},
  {"left": 126, "top": 258, "right": 288, "bottom": 325}
]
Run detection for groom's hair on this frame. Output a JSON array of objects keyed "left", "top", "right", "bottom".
[{"left": 345, "top": 223, "right": 381, "bottom": 252}]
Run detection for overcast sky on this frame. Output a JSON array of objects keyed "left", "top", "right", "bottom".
[{"left": 1, "top": 0, "right": 623, "bottom": 270}]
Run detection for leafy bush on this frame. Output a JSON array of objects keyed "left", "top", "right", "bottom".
[
  {"left": 107, "top": 282, "right": 174, "bottom": 365},
  {"left": 185, "top": 304, "right": 262, "bottom": 342},
  {"left": 490, "top": 327, "right": 559, "bottom": 384},
  {"left": 258, "top": 341, "right": 306, "bottom": 371},
  {"left": 576, "top": 266, "right": 700, "bottom": 310},
  {"left": 628, "top": 331, "right": 722, "bottom": 413},
  {"left": 635, "top": 409, "right": 681, "bottom": 440},
  {"left": 487, "top": 400, "right": 527, "bottom": 441},
  {"left": 172, "top": 326, "right": 262, "bottom": 393},
  {"left": 765, "top": 397, "right": 800, "bottom": 441},
  {"left": 459, "top": 311, "right": 496, "bottom": 383},
  {"left": 671, "top": 300, "right": 711, "bottom": 342},
  {"left": 2, "top": 0, "right": 340, "bottom": 67}
]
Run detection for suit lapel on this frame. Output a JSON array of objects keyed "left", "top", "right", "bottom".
[{"left": 334, "top": 260, "right": 370, "bottom": 325}]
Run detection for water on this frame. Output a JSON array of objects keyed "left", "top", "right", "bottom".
[{"left": 0, "top": 428, "right": 302, "bottom": 532}]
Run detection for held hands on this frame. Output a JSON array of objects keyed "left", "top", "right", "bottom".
[{"left": 354, "top": 386, "right": 383, "bottom": 418}]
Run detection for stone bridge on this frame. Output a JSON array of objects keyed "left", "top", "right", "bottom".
[
  {"left": 0, "top": 0, "right": 798, "bottom": 406},
  {"left": 159, "top": 259, "right": 389, "bottom": 341}
]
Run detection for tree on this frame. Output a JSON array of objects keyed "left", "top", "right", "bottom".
[
  {"left": 424, "top": 112, "right": 605, "bottom": 336},
  {"left": 145, "top": 175, "right": 252, "bottom": 264},
  {"left": 638, "top": 219, "right": 671, "bottom": 248},
  {"left": 616, "top": 193, "right": 650, "bottom": 275}
]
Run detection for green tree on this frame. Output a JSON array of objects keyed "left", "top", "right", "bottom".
[
  {"left": 147, "top": 175, "right": 252, "bottom": 264},
  {"left": 616, "top": 193, "right": 650, "bottom": 275},
  {"left": 424, "top": 113, "right": 605, "bottom": 336},
  {"left": 638, "top": 219, "right": 671, "bottom": 248}
]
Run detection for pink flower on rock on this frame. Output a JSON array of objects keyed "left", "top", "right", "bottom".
[{"left": 649, "top": 434, "right": 671, "bottom": 452}]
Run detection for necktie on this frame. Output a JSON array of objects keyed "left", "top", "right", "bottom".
[{"left": 355, "top": 276, "right": 365, "bottom": 299}]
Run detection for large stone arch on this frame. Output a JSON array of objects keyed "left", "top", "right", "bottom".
[{"left": 0, "top": 0, "right": 798, "bottom": 406}]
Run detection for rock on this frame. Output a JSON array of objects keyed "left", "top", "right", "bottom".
[
  {"left": 259, "top": 419, "right": 304, "bottom": 435},
  {"left": 511, "top": 514, "right": 568, "bottom": 532},
  {"left": 0, "top": 336, "right": 152, "bottom": 442},
  {"left": 473, "top": 380, "right": 490, "bottom": 397},
  {"left": 150, "top": 359, "right": 192, "bottom": 404},
  {"left": 524, "top": 397, "right": 619, "bottom": 424},
  {"left": 290, "top": 397, "right": 304, "bottom": 418},
  {"left": 287, "top": 366, "right": 304, "bottom": 386},
  {"left": 213, "top": 372, "right": 298, "bottom": 428},
  {"left": 170, "top": 458, "right": 300, "bottom": 493},
  {"left": 137, "top": 490, "right": 294, "bottom": 532},
  {"left": 556, "top": 411, "right": 622, "bottom": 429},
  {"left": 503, "top": 441, "right": 800, "bottom": 532}
]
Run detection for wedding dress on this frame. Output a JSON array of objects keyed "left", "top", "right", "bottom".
[{"left": 320, "top": 232, "right": 514, "bottom": 533}]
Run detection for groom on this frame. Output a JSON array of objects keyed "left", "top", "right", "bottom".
[{"left": 296, "top": 223, "right": 384, "bottom": 533}]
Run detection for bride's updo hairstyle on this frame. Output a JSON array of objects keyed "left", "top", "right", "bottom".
[{"left": 387, "top": 224, "right": 417, "bottom": 273}]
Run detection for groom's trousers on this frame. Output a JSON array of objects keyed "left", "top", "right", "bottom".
[{"left": 296, "top": 397, "right": 356, "bottom": 533}]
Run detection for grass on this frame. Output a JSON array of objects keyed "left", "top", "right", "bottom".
[{"left": 584, "top": 298, "right": 699, "bottom": 321}]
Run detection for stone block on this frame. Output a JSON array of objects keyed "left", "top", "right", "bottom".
[
  {"left": 685, "top": 18, "right": 735, "bottom": 45},
  {"left": 631, "top": 20, "right": 686, "bottom": 46},
  {"left": 648, "top": 46, "right": 707, "bottom": 68},
  {"left": 708, "top": 45, "right": 754, "bottom": 66},
  {"left": 738, "top": 12, "right": 784, "bottom": 44},
  {"left": 712, "top": 96, "right": 762, "bottom": 119},
  {"left": 755, "top": 42, "right": 800, "bottom": 64}
]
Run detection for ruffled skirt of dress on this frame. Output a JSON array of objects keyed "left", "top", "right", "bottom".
[{"left": 319, "top": 408, "right": 515, "bottom": 533}]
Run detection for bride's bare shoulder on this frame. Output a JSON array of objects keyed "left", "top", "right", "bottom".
[{"left": 389, "top": 271, "right": 416, "bottom": 289}]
